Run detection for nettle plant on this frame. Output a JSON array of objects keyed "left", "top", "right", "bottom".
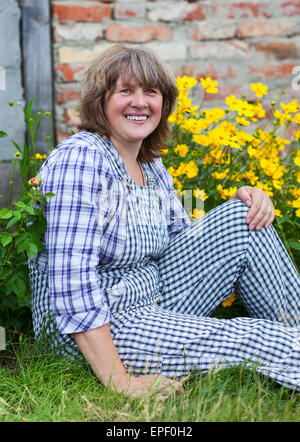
[{"left": 0, "top": 100, "right": 55, "bottom": 331}]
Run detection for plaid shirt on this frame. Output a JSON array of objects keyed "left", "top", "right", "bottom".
[{"left": 35, "top": 131, "right": 191, "bottom": 335}]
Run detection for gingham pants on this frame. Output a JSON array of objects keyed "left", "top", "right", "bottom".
[{"left": 111, "top": 199, "right": 300, "bottom": 391}]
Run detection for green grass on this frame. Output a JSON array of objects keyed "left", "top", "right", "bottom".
[{"left": 0, "top": 333, "right": 299, "bottom": 422}]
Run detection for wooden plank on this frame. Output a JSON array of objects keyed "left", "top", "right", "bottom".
[{"left": 20, "top": 0, "right": 55, "bottom": 152}]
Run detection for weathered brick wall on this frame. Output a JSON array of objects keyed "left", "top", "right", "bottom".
[{"left": 51, "top": 0, "right": 300, "bottom": 142}]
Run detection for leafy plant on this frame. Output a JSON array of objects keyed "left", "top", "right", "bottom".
[{"left": 0, "top": 100, "right": 54, "bottom": 332}]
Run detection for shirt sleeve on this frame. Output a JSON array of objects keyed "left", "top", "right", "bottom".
[{"left": 41, "top": 145, "right": 111, "bottom": 334}]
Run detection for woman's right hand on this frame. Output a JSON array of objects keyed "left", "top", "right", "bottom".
[{"left": 112, "top": 373, "right": 184, "bottom": 401}]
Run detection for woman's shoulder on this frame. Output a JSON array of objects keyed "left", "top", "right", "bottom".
[{"left": 41, "top": 131, "right": 113, "bottom": 172}]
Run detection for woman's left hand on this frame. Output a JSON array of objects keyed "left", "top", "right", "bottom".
[{"left": 229, "top": 186, "right": 275, "bottom": 230}]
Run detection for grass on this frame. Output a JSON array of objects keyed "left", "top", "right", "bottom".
[{"left": 0, "top": 332, "right": 299, "bottom": 422}]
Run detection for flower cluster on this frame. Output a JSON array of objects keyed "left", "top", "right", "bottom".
[{"left": 163, "top": 76, "right": 300, "bottom": 306}]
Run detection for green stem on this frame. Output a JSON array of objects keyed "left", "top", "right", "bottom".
[{"left": 8, "top": 161, "right": 16, "bottom": 210}]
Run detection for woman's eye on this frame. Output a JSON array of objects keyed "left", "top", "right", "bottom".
[
  {"left": 120, "top": 89, "right": 130, "bottom": 93},
  {"left": 146, "top": 88, "right": 156, "bottom": 94}
]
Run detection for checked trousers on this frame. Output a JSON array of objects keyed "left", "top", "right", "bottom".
[{"left": 112, "top": 199, "right": 300, "bottom": 391}]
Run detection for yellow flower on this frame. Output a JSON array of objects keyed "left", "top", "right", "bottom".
[
  {"left": 294, "top": 113, "right": 300, "bottom": 124},
  {"left": 250, "top": 82, "right": 268, "bottom": 98},
  {"left": 275, "top": 209, "right": 283, "bottom": 217},
  {"left": 273, "top": 109, "right": 292, "bottom": 126},
  {"left": 177, "top": 92, "right": 198, "bottom": 115},
  {"left": 211, "top": 169, "right": 229, "bottom": 180},
  {"left": 203, "top": 108, "right": 225, "bottom": 123},
  {"left": 193, "top": 188, "right": 208, "bottom": 201},
  {"left": 247, "top": 145, "right": 258, "bottom": 158},
  {"left": 241, "top": 170, "right": 259, "bottom": 185},
  {"left": 280, "top": 99, "right": 299, "bottom": 114},
  {"left": 295, "top": 151, "right": 300, "bottom": 167},
  {"left": 236, "top": 116, "right": 250, "bottom": 126},
  {"left": 193, "top": 134, "right": 209, "bottom": 146},
  {"left": 200, "top": 77, "right": 218, "bottom": 94},
  {"left": 191, "top": 208, "right": 206, "bottom": 219},
  {"left": 294, "top": 130, "right": 300, "bottom": 141},
  {"left": 292, "top": 198, "right": 300, "bottom": 208},
  {"left": 222, "top": 291, "right": 236, "bottom": 307},
  {"left": 176, "top": 75, "right": 198, "bottom": 91},
  {"left": 174, "top": 144, "right": 189, "bottom": 158},
  {"left": 217, "top": 184, "right": 237, "bottom": 200},
  {"left": 173, "top": 177, "right": 183, "bottom": 191},
  {"left": 272, "top": 179, "right": 283, "bottom": 190},
  {"left": 175, "top": 161, "right": 199, "bottom": 179}
]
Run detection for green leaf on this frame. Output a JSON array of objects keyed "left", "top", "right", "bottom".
[
  {"left": 26, "top": 241, "right": 38, "bottom": 259},
  {"left": 0, "top": 232, "right": 13, "bottom": 247},
  {"left": 6, "top": 217, "right": 19, "bottom": 229},
  {"left": 0, "top": 266, "right": 14, "bottom": 280},
  {"left": 44, "top": 192, "right": 55, "bottom": 198},
  {"left": 0, "top": 208, "right": 13, "bottom": 219},
  {"left": 0, "top": 130, "right": 7, "bottom": 138},
  {"left": 288, "top": 241, "right": 300, "bottom": 251}
]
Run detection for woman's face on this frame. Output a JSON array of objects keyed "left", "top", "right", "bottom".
[{"left": 104, "top": 76, "right": 163, "bottom": 150}]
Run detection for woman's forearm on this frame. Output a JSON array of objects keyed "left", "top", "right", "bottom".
[{"left": 73, "top": 324, "right": 129, "bottom": 390}]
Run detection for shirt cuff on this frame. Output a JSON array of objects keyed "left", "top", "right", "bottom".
[{"left": 55, "top": 305, "right": 111, "bottom": 334}]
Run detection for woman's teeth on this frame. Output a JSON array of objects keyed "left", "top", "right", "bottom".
[{"left": 126, "top": 116, "right": 148, "bottom": 121}]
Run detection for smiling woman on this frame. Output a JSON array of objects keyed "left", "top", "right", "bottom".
[
  {"left": 28, "top": 45, "right": 300, "bottom": 401},
  {"left": 103, "top": 77, "right": 163, "bottom": 165},
  {"left": 78, "top": 45, "right": 177, "bottom": 163}
]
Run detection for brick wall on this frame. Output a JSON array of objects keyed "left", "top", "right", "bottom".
[{"left": 51, "top": 0, "right": 300, "bottom": 142}]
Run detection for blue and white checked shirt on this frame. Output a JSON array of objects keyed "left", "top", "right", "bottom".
[{"left": 34, "top": 131, "right": 191, "bottom": 335}]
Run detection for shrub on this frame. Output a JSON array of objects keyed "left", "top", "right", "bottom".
[{"left": 0, "top": 100, "right": 54, "bottom": 332}]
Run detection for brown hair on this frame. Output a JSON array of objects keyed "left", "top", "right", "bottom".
[{"left": 78, "top": 45, "right": 178, "bottom": 162}]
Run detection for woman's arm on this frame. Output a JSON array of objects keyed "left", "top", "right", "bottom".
[{"left": 73, "top": 324, "right": 184, "bottom": 399}]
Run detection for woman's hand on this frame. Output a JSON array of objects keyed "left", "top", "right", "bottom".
[
  {"left": 229, "top": 186, "right": 275, "bottom": 231},
  {"left": 112, "top": 372, "right": 184, "bottom": 401}
]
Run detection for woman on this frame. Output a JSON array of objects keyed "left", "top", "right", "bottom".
[{"left": 29, "top": 45, "right": 300, "bottom": 399}]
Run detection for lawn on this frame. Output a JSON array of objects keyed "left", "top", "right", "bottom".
[{"left": 0, "top": 332, "right": 299, "bottom": 422}]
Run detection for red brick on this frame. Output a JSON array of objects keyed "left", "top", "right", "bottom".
[
  {"left": 249, "top": 62, "right": 296, "bottom": 78},
  {"left": 64, "top": 108, "right": 81, "bottom": 126},
  {"left": 176, "top": 64, "right": 237, "bottom": 81},
  {"left": 182, "top": 4, "right": 206, "bottom": 21},
  {"left": 212, "top": 3, "right": 270, "bottom": 19},
  {"left": 190, "top": 21, "right": 236, "bottom": 40},
  {"left": 56, "top": 65, "right": 85, "bottom": 82},
  {"left": 237, "top": 19, "right": 293, "bottom": 37},
  {"left": 57, "top": 89, "right": 81, "bottom": 104},
  {"left": 255, "top": 41, "right": 297, "bottom": 59},
  {"left": 52, "top": 4, "right": 112, "bottom": 23},
  {"left": 106, "top": 24, "right": 172, "bottom": 43},
  {"left": 114, "top": 4, "right": 146, "bottom": 19},
  {"left": 190, "top": 41, "right": 249, "bottom": 59},
  {"left": 281, "top": 1, "right": 300, "bottom": 15}
]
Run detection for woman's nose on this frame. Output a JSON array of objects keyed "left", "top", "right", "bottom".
[{"left": 131, "top": 89, "right": 148, "bottom": 107}]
